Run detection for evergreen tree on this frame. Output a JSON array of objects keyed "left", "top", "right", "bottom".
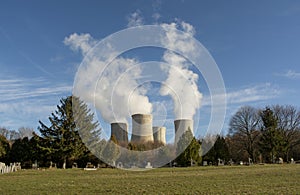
[
  {"left": 38, "top": 96, "right": 101, "bottom": 168},
  {"left": 203, "top": 135, "right": 230, "bottom": 165},
  {"left": 176, "top": 128, "right": 201, "bottom": 166},
  {"left": 259, "top": 107, "right": 286, "bottom": 163},
  {"left": 0, "top": 135, "right": 10, "bottom": 162}
]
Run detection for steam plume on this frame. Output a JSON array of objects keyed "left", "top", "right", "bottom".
[
  {"left": 160, "top": 21, "right": 202, "bottom": 119},
  {"left": 65, "top": 33, "right": 152, "bottom": 123}
]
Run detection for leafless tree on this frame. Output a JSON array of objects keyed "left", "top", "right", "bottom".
[
  {"left": 0, "top": 127, "right": 10, "bottom": 139},
  {"left": 0, "top": 127, "right": 20, "bottom": 140},
  {"left": 226, "top": 134, "right": 249, "bottom": 163},
  {"left": 272, "top": 105, "right": 300, "bottom": 161},
  {"left": 229, "top": 106, "right": 261, "bottom": 162},
  {"left": 18, "top": 127, "right": 34, "bottom": 139}
]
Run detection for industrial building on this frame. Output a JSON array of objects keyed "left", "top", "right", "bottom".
[
  {"left": 153, "top": 126, "right": 166, "bottom": 145},
  {"left": 110, "top": 114, "right": 193, "bottom": 146},
  {"left": 110, "top": 122, "right": 128, "bottom": 144}
]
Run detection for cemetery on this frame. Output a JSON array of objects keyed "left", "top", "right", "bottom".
[{"left": 0, "top": 164, "right": 299, "bottom": 194}]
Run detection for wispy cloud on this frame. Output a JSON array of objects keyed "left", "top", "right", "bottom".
[
  {"left": 63, "top": 33, "right": 97, "bottom": 55},
  {"left": 202, "top": 83, "right": 280, "bottom": 107},
  {"left": 227, "top": 83, "right": 280, "bottom": 104},
  {"left": 276, "top": 70, "right": 300, "bottom": 79},
  {"left": 0, "top": 77, "right": 71, "bottom": 102},
  {"left": 0, "top": 76, "right": 72, "bottom": 129},
  {"left": 127, "top": 10, "right": 144, "bottom": 27},
  {"left": 198, "top": 83, "right": 281, "bottom": 136}
]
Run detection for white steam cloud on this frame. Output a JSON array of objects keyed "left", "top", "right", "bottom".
[
  {"left": 159, "top": 21, "right": 202, "bottom": 120},
  {"left": 66, "top": 20, "right": 202, "bottom": 123},
  {"left": 65, "top": 33, "right": 152, "bottom": 123}
]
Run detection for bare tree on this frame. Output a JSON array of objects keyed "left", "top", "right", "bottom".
[
  {"left": 226, "top": 133, "right": 251, "bottom": 163},
  {"left": 0, "top": 127, "right": 10, "bottom": 140},
  {"left": 229, "top": 106, "right": 261, "bottom": 162},
  {"left": 272, "top": 105, "right": 300, "bottom": 161},
  {"left": 8, "top": 130, "right": 20, "bottom": 141},
  {"left": 18, "top": 127, "right": 34, "bottom": 139},
  {"left": 0, "top": 127, "right": 20, "bottom": 141}
]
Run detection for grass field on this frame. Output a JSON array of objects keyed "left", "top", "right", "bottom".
[{"left": 0, "top": 164, "right": 299, "bottom": 194}]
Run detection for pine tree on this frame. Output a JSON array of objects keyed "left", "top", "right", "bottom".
[
  {"left": 176, "top": 128, "right": 201, "bottom": 166},
  {"left": 38, "top": 96, "right": 101, "bottom": 168},
  {"left": 259, "top": 107, "right": 285, "bottom": 163},
  {"left": 202, "top": 135, "right": 230, "bottom": 165},
  {"left": 0, "top": 135, "right": 10, "bottom": 162}
]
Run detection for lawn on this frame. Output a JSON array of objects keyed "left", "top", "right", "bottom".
[{"left": 0, "top": 164, "right": 299, "bottom": 194}]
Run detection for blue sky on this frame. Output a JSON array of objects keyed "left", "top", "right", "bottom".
[{"left": 0, "top": 0, "right": 300, "bottom": 139}]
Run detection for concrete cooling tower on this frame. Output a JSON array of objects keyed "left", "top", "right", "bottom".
[
  {"left": 174, "top": 119, "right": 193, "bottom": 145},
  {"left": 131, "top": 114, "right": 154, "bottom": 143},
  {"left": 110, "top": 123, "right": 128, "bottom": 144},
  {"left": 153, "top": 126, "right": 166, "bottom": 145}
]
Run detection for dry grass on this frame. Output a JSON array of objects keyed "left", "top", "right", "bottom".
[{"left": 0, "top": 164, "right": 299, "bottom": 194}]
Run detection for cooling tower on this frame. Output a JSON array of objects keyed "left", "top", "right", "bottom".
[
  {"left": 131, "top": 114, "right": 154, "bottom": 143},
  {"left": 111, "top": 123, "right": 128, "bottom": 144},
  {"left": 153, "top": 126, "right": 166, "bottom": 145},
  {"left": 174, "top": 119, "right": 193, "bottom": 145}
]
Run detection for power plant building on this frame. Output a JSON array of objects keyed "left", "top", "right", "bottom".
[
  {"left": 153, "top": 126, "right": 166, "bottom": 145},
  {"left": 109, "top": 114, "right": 194, "bottom": 146},
  {"left": 131, "top": 114, "right": 154, "bottom": 143},
  {"left": 110, "top": 122, "right": 128, "bottom": 144}
]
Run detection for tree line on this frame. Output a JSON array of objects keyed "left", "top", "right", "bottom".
[
  {"left": 0, "top": 96, "right": 300, "bottom": 168},
  {"left": 227, "top": 105, "right": 300, "bottom": 164}
]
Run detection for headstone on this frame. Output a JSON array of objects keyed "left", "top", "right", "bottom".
[
  {"left": 279, "top": 157, "right": 283, "bottom": 164},
  {"left": 0, "top": 162, "right": 5, "bottom": 174},
  {"left": 72, "top": 162, "right": 78, "bottom": 168},
  {"left": 10, "top": 164, "right": 15, "bottom": 172},
  {"left": 84, "top": 162, "right": 97, "bottom": 170},
  {"left": 145, "top": 162, "right": 152, "bottom": 169},
  {"left": 248, "top": 158, "right": 253, "bottom": 165},
  {"left": 291, "top": 158, "right": 295, "bottom": 164},
  {"left": 117, "top": 162, "right": 123, "bottom": 168},
  {"left": 203, "top": 161, "right": 207, "bottom": 166},
  {"left": 218, "top": 158, "right": 224, "bottom": 166},
  {"left": 86, "top": 162, "right": 95, "bottom": 168},
  {"left": 32, "top": 163, "right": 38, "bottom": 169},
  {"left": 32, "top": 160, "right": 38, "bottom": 169},
  {"left": 0, "top": 162, "right": 21, "bottom": 174},
  {"left": 14, "top": 162, "right": 21, "bottom": 171},
  {"left": 5, "top": 165, "right": 9, "bottom": 173},
  {"left": 63, "top": 161, "right": 66, "bottom": 169}
]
